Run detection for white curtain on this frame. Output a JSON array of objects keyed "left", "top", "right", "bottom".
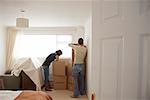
[
  {"left": 6, "top": 27, "right": 18, "bottom": 70},
  {"left": 13, "top": 30, "right": 24, "bottom": 61}
]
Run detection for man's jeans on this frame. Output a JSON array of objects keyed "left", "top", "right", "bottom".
[
  {"left": 72, "top": 64, "right": 85, "bottom": 96},
  {"left": 43, "top": 65, "right": 49, "bottom": 85}
]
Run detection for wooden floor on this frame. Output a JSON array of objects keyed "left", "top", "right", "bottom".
[{"left": 45, "top": 90, "right": 88, "bottom": 100}]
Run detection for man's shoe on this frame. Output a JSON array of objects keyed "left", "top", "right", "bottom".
[
  {"left": 45, "top": 87, "right": 52, "bottom": 91},
  {"left": 70, "top": 95, "right": 79, "bottom": 98}
]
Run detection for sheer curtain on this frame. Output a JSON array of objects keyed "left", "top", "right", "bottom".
[
  {"left": 13, "top": 30, "right": 24, "bottom": 61},
  {"left": 6, "top": 27, "right": 18, "bottom": 70}
]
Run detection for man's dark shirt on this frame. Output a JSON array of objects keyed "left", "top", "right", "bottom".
[{"left": 42, "top": 53, "right": 56, "bottom": 67}]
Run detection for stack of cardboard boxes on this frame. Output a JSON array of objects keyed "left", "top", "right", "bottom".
[
  {"left": 52, "top": 60, "right": 67, "bottom": 90},
  {"left": 52, "top": 49, "right": 86, "bottom": 90},
  {"left": 52, "top": 59, "right": 75, "bottom": 91}
]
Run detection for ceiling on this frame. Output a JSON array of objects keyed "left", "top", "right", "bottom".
[{"left": 0, "top": 0, "right": 92, "bottom": 27}]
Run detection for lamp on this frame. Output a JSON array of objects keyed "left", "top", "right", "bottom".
[{"left": 16, "top": 10, "right": 29, "bottom": 28}]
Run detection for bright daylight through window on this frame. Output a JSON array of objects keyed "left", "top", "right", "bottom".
[{"left": 14, "top": 34, "right": 72, "bottom": 58}]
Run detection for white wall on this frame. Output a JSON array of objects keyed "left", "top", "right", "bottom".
[
  {"left": 75, "top": 26, "right": 85, "bottom": 42},
  {"left": 84, "top": 15, "right": 92, "bottom": 99},
  {"left": 0, "top": 20, "right": 6, "bottom": 75}
]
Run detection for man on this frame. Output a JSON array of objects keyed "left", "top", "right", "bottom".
[
  {"left": 68, "top": 38, "right": 87, "bottom": 98},
  {"left": 42, "top": 50, "right": 62, "bottom": 91}
]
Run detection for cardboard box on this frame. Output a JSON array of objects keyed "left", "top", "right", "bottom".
[
  {"left": 53, "top": 75, "right": 67, "bottom": 90},
  {"left": 59, "top": 59, "right": 72, "bottom": 76},
  {"left": 68, "top": 76, "right": 73, "bottom": 84},
  {"left": 59, "top": 59, "right": 71, "bottom": 66},
  {"left": 68, "top": 83, "right": 73, "bottom": 91},
  {"left": 67, "top": 76, "right": 73, "bottom": 91},
  {"left": 67, "top": 64, "right": 72, "bottom": 76},
  {"left": 54, "top": 82, "right": 67, "bottom": 90},
  {"left": 53, "top": 76, "right": 67, "bottom": 83},
  {"left": 52, "top": 60, "right": 66, "bottom": 76}
]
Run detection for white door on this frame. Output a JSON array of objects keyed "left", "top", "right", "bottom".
[
  {"left": 91, "top": 0, "right": 150, "bottom": 100},
  {"left": 139, "top": 35, "right": 150, "bottom": 100}
]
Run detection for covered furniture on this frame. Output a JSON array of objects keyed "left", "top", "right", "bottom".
[
  {"left": 1, "top": 58, "right": 44, "bottom": 90},
  {"left": 0, "top": 71, "right": 36, "bottom": 90},
  {"left": 0, "top": 75, "right": 20, "bottom": 90},
  {"left": 11, "top": 58, "right": 44, "bottom": 90},
  {"left": 0, "top": 79, "right": 4, "bottom": 89},
  {"left": 20, "top": 71, "right": 36, "bottom": 90}
]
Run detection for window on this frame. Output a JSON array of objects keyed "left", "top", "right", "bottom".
[{"left": 14, "top": 34, "right": 72, "bottom": 58}]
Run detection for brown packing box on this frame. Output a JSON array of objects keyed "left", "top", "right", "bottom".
[
  {"left": 53, "top": 76, "right": 67, "bottom": 83},
  {"left": 60, "top": 59, "right": 72, "bottom": 76},
  {"left": 68, "top": 83, "right": 73, "bottom": 91},
  {"left": 67, "top": 76, "right": 73, "bottom": 91},
  {"left": 52, "top": 60, "right": 66, "bottom": 76},
  {"left": 67, "top": 59, "right": 72, "bottom": 76},
  {"left": 54, "top": 82, "right": 67, "bottom": 90},
  {"left": 67, "top": 64, "right": 72, "bottom": 76},
  {"left": 53, "top": 76, "right": 67, "bottom": 90},
  {"left": 59, "top": 59, "right": 71, "bottom": 66},
  {"left": 68, "top": 76, "right": 73, "bottom": 84}
]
